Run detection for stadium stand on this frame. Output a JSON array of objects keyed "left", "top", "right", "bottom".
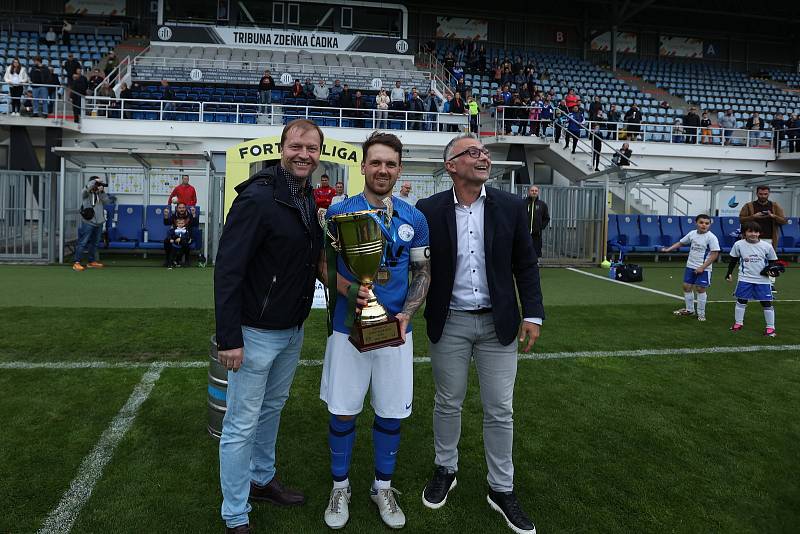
[{"left": 0, "top": 30, "right": 120, "bottom": 79}]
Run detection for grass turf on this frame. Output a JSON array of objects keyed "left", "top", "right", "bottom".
[{"left": 1, "top": 262, "right": 799, "bottom": 532}]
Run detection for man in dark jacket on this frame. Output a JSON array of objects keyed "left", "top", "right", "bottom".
[
  {"left": 683, "top": 107, "right": 701, "bottom": 144},
  {"left": 526, "top": 185, "right": 550, "bottom": 259},
  {"left": 214, "top": 119, "right": 324, "bottom": 534},
  {"left": 28, "top": 56, "right": 48, "bottom": 117},
  {"left": 62, "top": 53, "right": 81, "bottom": 81},
  {"left": 771, "top": 113, "right": 786, "bottom": 153},
  {"left": 417, "top": 134, "right": 543, "bottom": 534},
  {"left": 68, "top": 67, "right": 88, "bottom": 123},
  {"left": 624, "top": 103, "right": 642, "bottom": 141},
  {"left": 606, "top": 103, "right": 621, "bottom": 140}
]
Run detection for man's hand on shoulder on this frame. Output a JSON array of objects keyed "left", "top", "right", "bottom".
[{"left": 518, "top": 321, "right": 540, "bottom": 353}]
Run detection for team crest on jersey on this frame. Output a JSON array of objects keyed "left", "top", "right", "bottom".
[{"left": 397, "top": 223, "right": 414, "bottom": 243}]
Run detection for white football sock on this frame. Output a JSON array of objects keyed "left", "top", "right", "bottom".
[
  {"left": 734, "top": 302, "right": 747, "bottom": 325},
  {"left": 333, "top": 478, "right": 350, "bottom": 489},
  {"left": 684, "top": 292, "right": 694, "bottom": 312},
  {"left": 373, "top": 478, "right": 391, "bottom": 490},
  {"left": 696, "top": 293, "right": 707, "bottom": 316},
  {"left": 763, "top": 307, "right": 775, "bottom": 329}
]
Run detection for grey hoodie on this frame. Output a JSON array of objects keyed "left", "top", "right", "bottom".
[
  {"left": 81, "top": 181, "right": 111, "bottom": 226},
  {"left": 719, "top": 113, "right": 737, "bottom": 129}
]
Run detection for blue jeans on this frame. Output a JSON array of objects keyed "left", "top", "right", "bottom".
[
  {"left": 32, "top": 86, "right": 49, "bottom": 115},
  {"left": 75, "top": 221, "right": 102, "bottom": 263},
  {"left": 219, "top": 325, "right": 304, "bottom": 528},
  {"left": 258, "top": 90, "right": 272, "bottom": 114}
]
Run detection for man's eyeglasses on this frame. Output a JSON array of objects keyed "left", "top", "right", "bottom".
[{"left": 448, "top": 146, "right": 491, "bottom": 161}]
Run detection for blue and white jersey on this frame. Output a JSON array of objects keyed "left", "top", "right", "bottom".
[
  {"left": 729, "top": 239, "right": 777, "bottom": 284},
  {"left": 679, "top": 230, "right": 720, "bottom": 271},
  {"left": 326, "top": 194, "right": 429, "bottom": 334}
]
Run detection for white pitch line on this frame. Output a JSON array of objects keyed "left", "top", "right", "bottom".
[
  {"left": 566, "top": 267, "right": 683, "bottom": 300},
  {"left": 709, "top": 299, "right": 800, "bottom": 303},
  {"left": 36, "top": 363, "right": 165, "bottom": 534},
  {"left": 5, "top": 344, "right": 800, "bottom": 372}
]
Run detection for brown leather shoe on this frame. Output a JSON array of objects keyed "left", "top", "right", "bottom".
[
  {"left": 225, "top": 524, "right": 250, "bottom": 534},
  {"left": 249, "top": 477, "right": 306, "bottom": 506}
]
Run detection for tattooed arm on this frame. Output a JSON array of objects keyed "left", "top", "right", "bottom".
[{"left": 395, "top": 246, "right": 431, "bottom": 341}]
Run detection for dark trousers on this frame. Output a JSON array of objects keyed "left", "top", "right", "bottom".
[
  {"left": 9, "top": 86, "right": 23, "bottom": 113},
  {"left": 593, "top": 150, "right": 601, "bottom": 170},
  {"left": 531, "top": 235, "right": 543, "bottom": 260},
  {"left": 565, "top": 131, "right": 578, "bottom": 152},
  {"left": 70, "top": 94, "right": 82, "bottom": 123},
  {"left": 554, "top": 123, "right": 563, "bottom": 143}
]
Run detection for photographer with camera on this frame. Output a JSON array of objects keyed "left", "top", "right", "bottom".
[{"left": 74, "top": 177, "right": 113, "bottom": 272}]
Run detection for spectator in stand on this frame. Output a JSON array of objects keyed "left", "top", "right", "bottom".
[
  {"left": 468, "top": 94, "right": 479, "bottom": 134},
  {"left": 104, "top": 51, "right": 118, "bottom": 76},
  {"left": 291, "top": 79, "right": 303, "bottom": 98},
  {"left": 45, "top": 27, "right": 57, "bottom": 45},
  {"left": 565, "top": 88, "right": 579, "bottom": 112},
  {"left": 683, "top": 107, "right": 701, "bottom": 144},
  {"left": 87, "top": 68, "right": 104, "bottom": 93},
  {"left": 454, "top": 76, "right": 466, "bottom": 99},
  {"left": 4, "top": 58, "right": 28, "bottom": 116},
  {"left": 501, "top": 85, "right": 512, "bottom": 105},
  {"left": 314, "top": 174, "right": 336, "bottom": 209},
  {"left": 20, "top": 90, "right": 34, "bottom": 115},
  {"left": 745, "top": 112, "right": 765, "bottom": 147},
  {"left": 787, "top": 112, "right": 800, "bottom": 153},
  {"left": 518, "top": 82, "right": 531, "bottom": 102},
  {"left": 659, "top": 100, "right": 671, "bottom": 110},
  {"left": 771, "top": 112, "right": 786, "bottom": 153},
  {"left": 539, "top": 96, "right": 553, "bottom": 138},
  {"left": 606, "top": 103, "right": 621, "bottom": 141},
  {"left": 700, "top": 111, "right": 713, "bottom": 144},
  {"left": 450, "top": 91, "right": 466, "bottom": 133},
  {"left": 444, "top": 51, "right": 455, "bottom": 71},
  {"left": 61, "top": 19, "right": 72, "bottom": 46},
  {"left": 624, "top": 103, "right": 642, "bottom": 141},
  {"left": 330, "top": 181, "right": 347, "bottom": 205},
  {"left": 672, "top": 118, "right": 685, "bottom": 143},
  {"left": 390, "top": 80, "right": 406, "bottom": 125},
  {"left": 162, "top": 202, "right": 196, "bottom": 267},
  {"left": 588, "top": 95, "right": 603, "bottom": 122},
  {"left": 504, "top": 94, "right": 521, "bottom": 135},
  {"left": 45, "top": 66, "right": 58, "bottom": 114},
  {"left": 719, "top": 109, "right": 737, "bottom": 145},
  {"left": 352, "top": 90, "right": 367, "bottom": 128},
  {"left": 258, "top": 69, "right": 275, "bottom": 114},
  {"left": 338, "top": 84, "right": 353, "bottom": 110},
  {"left": 591, "top": 123, "right": 603, "bottom": 171},
  {"left": 375, "top": 88, "right": 390, "bottom": 129},
  {"left": 118, "top": 82, "right": 132, "bottom": 119},
  {"left": 96, "top": 83, "right": 114, "bottom": 116},
  {"left": 303, "top": 78, "right": 314, "bottom": 99},
  {"left": 564, "top": 105, "right": 584, "bottom": 153},
  {"left": 451, "top": 64, "right": 464, "bottom": 84},
  {"left": 492, "top": 62, "right": 502, "bottom": 85},
  {"left": 160, "top": 79, "right": 176, "bottom": 114},
  {"left": 314, "top": 79, "right": 329, "bottom": 106},
  {"left": 613, "top": 142, "right": 632, "bottom": 166},
  {"left": 553, "top": 100, "right": 569, "bottom": 144},
  {"left": 491, "top": 88, "right": 504, "bottom": 112},
  {"left": 408, "top": 87, "right": 426, "bottom": 130},
  {"left": 425, "top": 89, "right": 441, "bottom": 131},
  {"left": 68, "top": 68, "right": 88, "bottom": 123},
  {"left": 501, "top": 66, "right": 513, "bottom": 86},
  {"left": 168, "top": 175, "right": 198, "bottom": 206},
  {"left": 330, "top": 79, "right": 343, "bottom": 102},
  {"left": 28, "top": 56, "right": 49, "bottom": 117},
  {"left": 63, "top": 53, "right": 81, "bottom": 81}
]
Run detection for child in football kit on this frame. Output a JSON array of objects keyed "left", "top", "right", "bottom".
[
  {"left": 661, "top": 214, "right": 720, "bottom": 321},
  {"left": 726, "top": 221, "right": 781, "bottom": 337}
]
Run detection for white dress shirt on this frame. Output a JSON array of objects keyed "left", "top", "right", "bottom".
[{"left": 449, "top": 186, "right": 542, "bottom": 325}]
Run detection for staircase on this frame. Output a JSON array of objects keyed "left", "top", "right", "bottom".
[{"left": 610, "top": 68, "right": 695, "bottom": 118}]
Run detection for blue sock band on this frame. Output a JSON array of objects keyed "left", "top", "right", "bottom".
[
  {"left": 373, "top": 416, "right": 401, "bottom": 481},
  {"left": 329, "top": 415, "right": 356, "bottom": 482}
]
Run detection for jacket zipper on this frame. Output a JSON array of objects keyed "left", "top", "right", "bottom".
[{"left": 259, "top": 275, "right": 277, "bottom": 319}]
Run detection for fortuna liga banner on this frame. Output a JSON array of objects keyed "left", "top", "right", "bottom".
[{"left": 154, "top": 25, "right": 412, "bottom": 55}]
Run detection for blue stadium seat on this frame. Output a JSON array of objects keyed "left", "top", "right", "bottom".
[
  {"left": 140, "top": 205, "right": 170, "bottom": 249},
  {"left": 617, "top": 214, "right": 651, "bottom": 251},
  {"left": 679, "top": 215, "right": 697, "bottom": 237},
  {"left": 780, "top": 218, "right": 800, "bottom": 253},
  {"left": 709, "top": 217, "right": 730, "bottom": 252},
  {"left": 659, "top": 215, "right": 688, "bottom": 252},
  {"left": 638, "top": 215, "right": 663, "bottom": 249},
  {"left": 719, "top": 216, "right": 740, "bottom": 248},
  {"left": 108, "top": 204, "right": 143, "bottom": 248}
]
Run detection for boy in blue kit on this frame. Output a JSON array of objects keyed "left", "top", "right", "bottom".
[
  {"left": 321, "top": 132, "right": 431, "bottom": 530},
  {"left": 661, "top": 214, "right": 720, "bottom": 321},
  {"left": 725, "top": 221, "right": 781, "bottom": 337}
]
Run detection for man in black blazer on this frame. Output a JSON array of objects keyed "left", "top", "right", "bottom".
[
  {"left": 526, "top": 185, "right": 550, "bottom": 260},
  {"left": 416, "top": 134, "right": 544, "bottom": 534}
]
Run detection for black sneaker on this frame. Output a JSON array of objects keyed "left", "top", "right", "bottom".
[
  {"left": 487, "top": 490, "right": 536, "bottom": 533},
  {"left": 421, "top": 466, "right": 457, "bottom": 509}
]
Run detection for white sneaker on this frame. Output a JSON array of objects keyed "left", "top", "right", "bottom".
[
  {"left": 672, "top": 308, "right": 695, "bottom": 316},
  {"left": 697, "top": 315, "right": 706, "bottom": 322},
  {"left": 324, "top": 485, "right": 351, "bottom": 530},
  {"left": 370, "top": 486, "right": 406, "bottom": 529}
]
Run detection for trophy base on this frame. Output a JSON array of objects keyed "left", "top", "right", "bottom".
[{"left": 349, "top": 316, "right": 404, "bottom": 352}]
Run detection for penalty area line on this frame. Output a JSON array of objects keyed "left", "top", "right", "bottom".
[
  {"left": 566, "top": 267, "right": 683, "bottom": 300},
  {"left": 36, "top": 363, "right": 165, "bottom": 534},
  {"left": 5, "top": 344, "right": 800, "bottom": 372}
]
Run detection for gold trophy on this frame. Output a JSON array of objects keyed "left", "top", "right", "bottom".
[{"left": 320, "top": 198, "right": 403, "bottom": 352}]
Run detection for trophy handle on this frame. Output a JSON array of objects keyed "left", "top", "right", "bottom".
[
  {"left": 317, "top": 208, "right": 339, "bottom": 250},
  {"left": 382, "top": 196, "right": 393, "bottom": 227}
]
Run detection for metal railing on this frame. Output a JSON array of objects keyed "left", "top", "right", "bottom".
[
  {"left": 134, "top": 56, "right": 430, "bottom": 84},
  {"left": 0, "top": 83, "right": 73, "bottom": 120},
  {"left": 84, "top": 96, "right": 471, "bottom": 131}
]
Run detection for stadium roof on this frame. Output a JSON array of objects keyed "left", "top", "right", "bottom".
[
  {"left": 51, "top": 147, "right": 214, "bottom": 171},
  {"left": 586, "top": 167, "right": 800, "bottom": 189}
]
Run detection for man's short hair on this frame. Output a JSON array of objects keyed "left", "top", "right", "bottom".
[
  {"left": 741, "top": 221, "right": 761, "bottom": 233},
  {"left": 321, "top": 173, "right": 329, "bottom": 178},
  {"left": 695, "top": 214, "right": 711, "bottom": 222},
  {"left": 443, "top": 133, "right": 479, "bottom": 161},
  {"left": 280, "top": 118, "right": 324, "bottom": 148},
  {"left": 362, "top": 131, "right": 403, "bottom": 164},
  {"left": 756, "top": 185, "right": 770, "bottom": 192}
]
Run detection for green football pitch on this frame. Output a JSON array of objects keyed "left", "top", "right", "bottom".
[{"left": 1, "top": 261, "right": 798, "bottom": 533}]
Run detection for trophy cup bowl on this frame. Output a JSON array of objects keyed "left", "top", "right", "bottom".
[{"left": 328, "top": 209, "right": 403, "bottom": 352}]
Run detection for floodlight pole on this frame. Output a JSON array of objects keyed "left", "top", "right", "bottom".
[
  {"left": 204, "top": 158, "right": 211, "bottom": 260},
  {"left": 58, "top": 157, "right": 65, "bottom": 264}
]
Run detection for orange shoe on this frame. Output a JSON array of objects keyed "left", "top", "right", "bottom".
[
  {"left": 87, "top": 261, "right": 104, "bottom": 269},
  {"left": 72, "top": 262, "right": 85, "bottom": 271}
]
